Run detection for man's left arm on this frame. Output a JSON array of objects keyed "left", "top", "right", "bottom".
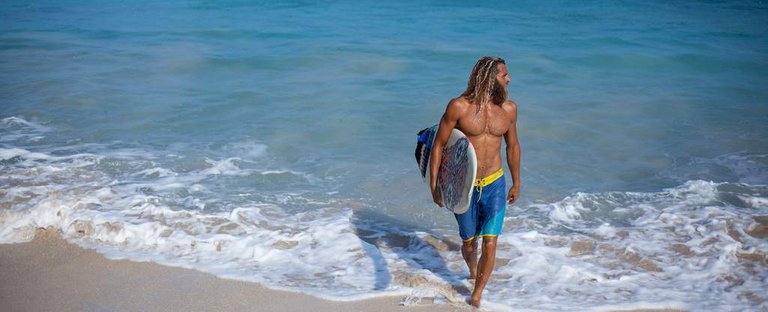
[{"left": 504, "top": 101, "right": 521, "bottom": 204}]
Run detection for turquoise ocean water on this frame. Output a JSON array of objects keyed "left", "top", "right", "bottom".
[{"left": 2, "top": 1, "right": 767, "bottom": 310}]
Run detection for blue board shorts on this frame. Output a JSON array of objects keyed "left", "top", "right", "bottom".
[{"left": 455, "top": 168, "right": 506, "bottom": 242}]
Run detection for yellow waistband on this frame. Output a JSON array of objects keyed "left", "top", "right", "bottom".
[{"left": 474, "top": 168, "right": 503, "bottom": 187}]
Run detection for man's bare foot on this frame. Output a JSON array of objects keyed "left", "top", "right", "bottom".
[{"left": 470, "top": 293, "right": 481, "bottom": 308}]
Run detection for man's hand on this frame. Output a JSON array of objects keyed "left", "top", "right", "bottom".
[
  {"left": 507, "top": 185, "right": 519, "bottom": 204},
  {"left": 431, "top": 185, "right": 443, "bottom": 207}
]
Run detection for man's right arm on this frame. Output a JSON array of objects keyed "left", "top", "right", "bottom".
[{"left": 430, "top": 98, "right": 463, "bottom": 207}]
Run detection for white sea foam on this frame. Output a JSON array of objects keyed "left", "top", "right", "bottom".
[
  {"left": 512, "top": 181, "right": 768, "bottom": 311},
  {"left": 203, "top": 157, "right": 244, "bottom": 175},
  {"left": 0, "top": 117, "right": 51, "bottom": 143},
  {"left": 222, "top": 141, "right": 268, "bottom": 160},
  {"left": 547, "top": 192, "right": 591, "bottom": 224},
  {"left": 742, "top": 195, "right": 768, "bottom": 208},
  {"left": 134, "top": 167, "right": 178, "bottom": 178},
  {"left": 0, "top": 147, "right": 51, "bottom": 161},
  {"left": 0, "top": 143, "right": 412, "bottom": 299},
  {"left": 1, "top": 116, "right": 51, "bottom": 132}
]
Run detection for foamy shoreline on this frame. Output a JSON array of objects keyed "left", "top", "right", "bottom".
[
  {"left": 0, "top": 229, "right": 697, "bottom": 312},
  {"left": 0, "top": 228, "right": 451, "bottom": 312}
]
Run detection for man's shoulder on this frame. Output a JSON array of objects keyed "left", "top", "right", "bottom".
[
  {"left": 502, "top": 100, "right": 518, "bottom": 114},
  {"left": 444, "top": 96, "right": 471, "bottom": 116},
  {"left": 502, "top": 99, "right": 517, "bottom": 109},
  {"left": 447, "top": 96, "right": 471, "bottom": 109}
]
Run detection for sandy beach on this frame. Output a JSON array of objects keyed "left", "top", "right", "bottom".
[{"left": 0, "top": 228, "right": 455, "bottom": 312}]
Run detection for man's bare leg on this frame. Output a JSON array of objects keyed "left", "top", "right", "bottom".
[
  {"left": 461, "top": 238, "right": 478, "bottom": 280},
  {"left": 470, "top": 236, "right": 497, "bottom": 308}
]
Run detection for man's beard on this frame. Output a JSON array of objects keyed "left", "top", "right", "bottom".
[{"left": 490, "top": 79, "right": 508, "bottom": 105}]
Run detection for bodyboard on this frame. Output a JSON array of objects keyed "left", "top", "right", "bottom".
[{"left": 415, "top": 124, "right": 477, "bottom": 214}]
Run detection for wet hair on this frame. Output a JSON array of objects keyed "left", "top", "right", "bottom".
[{"left": 461, "top": 56, "right": 507, "bottom": 107}]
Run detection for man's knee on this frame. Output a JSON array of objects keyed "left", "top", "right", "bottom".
[
  {"left": 463, "top": 238, "right": 478, "bottom": 251},
  {"left": 482, "top": 236, "right": 497, "bottom": 250}
]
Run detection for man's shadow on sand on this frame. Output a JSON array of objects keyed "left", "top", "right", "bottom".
[{"left": 350, "top": 209, "right": 471, "bottom": 296}]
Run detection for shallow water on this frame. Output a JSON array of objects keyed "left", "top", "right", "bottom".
[{"left": 2, "top": 1, "right": 767, "bottom": 310}]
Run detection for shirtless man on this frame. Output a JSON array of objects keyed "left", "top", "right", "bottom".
[{"left": 429, "top": 56, "right": 520, "bottom": 308}]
